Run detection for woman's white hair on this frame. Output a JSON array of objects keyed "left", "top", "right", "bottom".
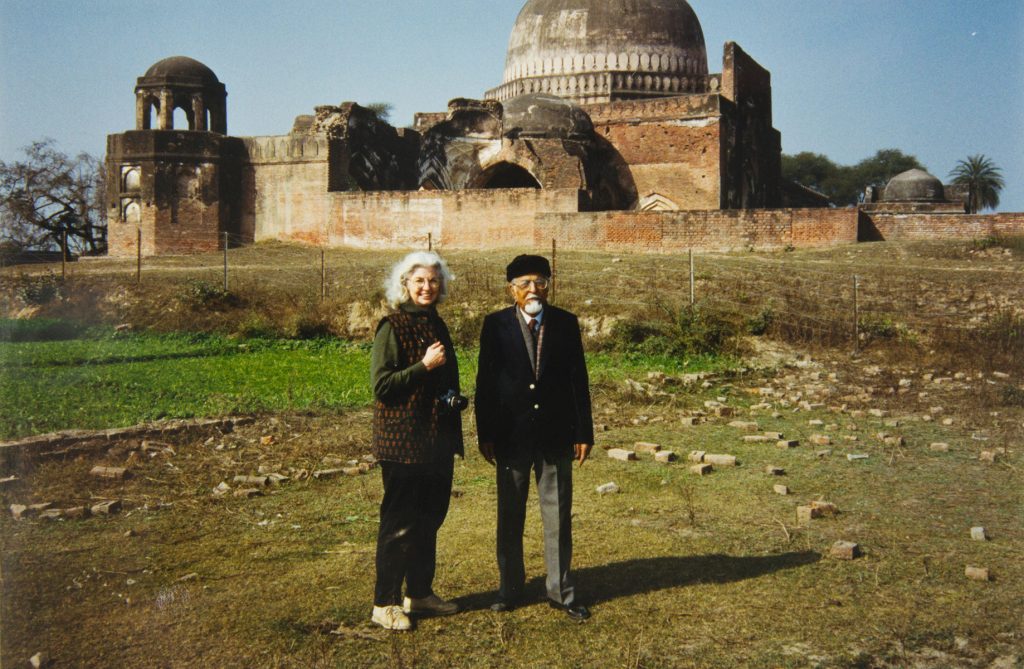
[{"left": 383, "top": 251, "right": 454, "bottom": 309}]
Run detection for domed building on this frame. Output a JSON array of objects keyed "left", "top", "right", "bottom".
[
  {"left": 859, "top": 168, "right": 969, "bottom": 225},
  {"left": 489, "top": 0, "right": 710, "bottom": 104},
  {"left": 882, "top": 169, "right": 946, "bottom": 202},
  {"left": 106, "top": 1, "right": 798, "bottom": 257}
]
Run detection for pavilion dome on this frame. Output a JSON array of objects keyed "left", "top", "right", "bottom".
[
  {"left": 142, "top": 56, "right": 221, "bottom": 85},
  {"left": 495, "top": 0, "right": 709, "bottom": 103},
  {"left": 883, "top": 168, "right": 945, "bottom": 202}
]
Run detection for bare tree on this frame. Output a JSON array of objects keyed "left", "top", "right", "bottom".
[{"left": 0, "top": 139, "right": 107, "bottom": 255}]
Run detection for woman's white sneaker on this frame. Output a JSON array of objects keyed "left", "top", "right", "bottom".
[
  {"left": 372, "top": 605, "right": 411, "bottom": 630},
  {"left": 403, "top": 594, "right": 459, "bottom": 616}
]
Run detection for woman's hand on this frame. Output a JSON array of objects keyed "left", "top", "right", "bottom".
[{"left": 422, "top": 341, "right": 446, "bottom": 370}]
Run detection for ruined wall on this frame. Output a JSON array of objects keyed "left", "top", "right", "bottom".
[
  {"left": 535, "top": 208, "right": 858, "bottom": 252},
  {"left": 252, "top": 188, "right": 583, "bottom": 249},
  {"left": 585, "top": 95, "right": 724, "bottom": 210},
  {"left": 106, "top": 131, "right": 242, "bottom": 257},
  {"left": 242, "top": 135, "right": 333, "bottom": 245},
  {"left": 718, "top": 42, "right": 782, "bottom": 209},
  {"left": 860, "top": 212, "right": 1024, "bottom": 242}
]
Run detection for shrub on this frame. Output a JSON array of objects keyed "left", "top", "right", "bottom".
[
  {"left": 179, "top": 280, "right": 238, "bottom": 309},
  {"left": 1001, "top": 384, "right": 1024, "bottom": 407},
  {"left": 859, "top": 316, "right": 905, "bottom": 339},
  {"left": 236, "top": 314, "right": 280, "bottom": 340},
  {"left": 0, "top": 318, "right": 83, "bottom": 342},
  {"left": 607, "top": 307, "right": 740, "bottom": 356},
  {"left": 15, "top": 272, "right": 62, "bottom": 306},
  {"left": 746, "top": 306, "right": 774, "bottom": 336}
]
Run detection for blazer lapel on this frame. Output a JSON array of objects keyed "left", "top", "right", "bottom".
[{"left": 503, "top": 308, "right": 535, "bottom": 376}]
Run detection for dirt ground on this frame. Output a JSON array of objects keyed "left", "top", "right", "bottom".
[{"left": 2, "top": 339, "right": 1021, "bottom": 668}]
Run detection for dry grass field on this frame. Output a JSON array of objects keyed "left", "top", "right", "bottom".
[{"left": 1, "top": 239, "right": 1022, "bottom": 668}]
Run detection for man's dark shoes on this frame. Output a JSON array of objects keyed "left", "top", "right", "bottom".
[
  {"left": 489, "top": 598, "right": 516, "bottom": 613},
  {"left": 548, "top": 600, "right": 591, "bottom": 620}
]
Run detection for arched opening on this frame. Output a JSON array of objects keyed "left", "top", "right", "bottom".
[
  {"left": 474, "top": 162, "right": 541, "bottom": 189},
  {"left": 144, "top": 100, "right": 157, "bottom": 130},
  {"left": 173, "top": 107, "right": 189, "bottom": 130}
]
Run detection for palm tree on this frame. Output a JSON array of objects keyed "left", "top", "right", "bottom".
[{"left": 949, "top": 154, "right": 1005, "bottom": 213}]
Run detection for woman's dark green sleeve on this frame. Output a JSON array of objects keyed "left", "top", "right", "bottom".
[{"left": 371, "top": 320, "right": 427, "bottom": 401}]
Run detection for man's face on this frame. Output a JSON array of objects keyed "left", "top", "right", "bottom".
[{"left": 509, "top": 273, "right": 549, "bottom": 316}]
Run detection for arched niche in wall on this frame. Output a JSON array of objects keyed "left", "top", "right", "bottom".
[
  {"left": 124, "top": 200, "right": 141, "bottom": 224},
  {"left": 122, "top": 166, "right": 141, "bottom": 191},
  {"left": 472, "top": 162, "right": 541, "bottom": 189}
]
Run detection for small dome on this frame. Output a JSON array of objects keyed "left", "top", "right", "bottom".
[
  {"left": 502, "top": 93, "right": 594, "bottom": 139},
  {"left": 883, "top": 168, "right": 945, "bottom": 202},
  {"left": 142, "top": 56, "right": 220, "bottom": 85}
]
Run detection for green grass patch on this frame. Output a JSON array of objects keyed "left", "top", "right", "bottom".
[
  {"left": 0, "top": 330, "right": 733, "bottom": 439},
  {"left": 0, "top": 332, "right": 374, "bottom": 438}
]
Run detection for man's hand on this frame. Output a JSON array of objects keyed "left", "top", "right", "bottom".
[
  {"left": 422, "top": 341, "right": 446, "bottom": 370},
  {"left": 479, "top": 442, "right": 496, "bottom": 466},
  {"left": 574, "top": 443, "right": 592, "bottom": 467}
]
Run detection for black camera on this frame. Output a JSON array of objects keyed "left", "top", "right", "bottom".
[{"left": 438, "top": 389, "right": 469, "bottom": 414}]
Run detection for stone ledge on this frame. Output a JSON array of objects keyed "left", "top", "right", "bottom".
[{"left": 0, "top": 416, "right": 255, "bottom": 473}]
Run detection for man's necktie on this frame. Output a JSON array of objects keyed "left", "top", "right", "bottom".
[{"left": 527, "top": 318, "right": 539, "bottom": 350}]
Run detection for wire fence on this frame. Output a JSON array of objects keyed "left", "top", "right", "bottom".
[{"left": 5, "top": 230, "right": 1024, "bottom": 357}]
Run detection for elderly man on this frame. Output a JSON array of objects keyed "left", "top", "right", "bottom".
[{"left": 475, "top": 254, "right": 594, "bottom": 620}]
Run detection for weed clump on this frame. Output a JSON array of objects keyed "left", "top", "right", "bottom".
[
  {"left": 608, "top": 307, "right": 741, "bottom": 356},
  {"left": 14, "top": 272, "right": 62, "bottom": 306},
  {"left": 179, "top": 280, "right": 239, "bottom": 310}
]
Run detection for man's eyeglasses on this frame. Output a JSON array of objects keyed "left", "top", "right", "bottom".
[{"left": 511, "top": 278, "right": 549, "bottom": 290}]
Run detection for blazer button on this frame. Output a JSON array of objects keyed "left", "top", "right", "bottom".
[
  {"left": 533, "top": 404, "right": 540, "bottom": 410},
  {"left": 529, "top": 383, "right": 536, "bottom": 390}
]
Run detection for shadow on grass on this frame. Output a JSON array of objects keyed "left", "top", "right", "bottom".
[{"left": 455, "top": 551, "right": 821, "bottom": 611}]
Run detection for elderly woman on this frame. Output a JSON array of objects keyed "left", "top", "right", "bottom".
[{"left": 369, "top": 251, "right": 465, "bottom": 631}]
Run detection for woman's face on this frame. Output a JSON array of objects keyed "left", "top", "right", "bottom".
[{"left": 406, "top": 266, "right": 441, "bottom": 307}]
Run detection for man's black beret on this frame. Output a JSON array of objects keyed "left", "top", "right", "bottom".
[{"left": 506, "top": 254, "right": 551, "bottom": 281}]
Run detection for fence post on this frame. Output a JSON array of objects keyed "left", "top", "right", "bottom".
[
  {"left": 551, "top": 238, "right": 557, "bottom": 300},
  {"left": 320, "top": 249, "right": 326, "bottom": 302},
  {"left": 853, "top": 275, "right": 860, "bottom": 354},
  {"left": 61, "top": 229, "right": 67, "bottom": 280},
  {"left": 689, "top": 248, "right": 695, "bottom": 306},
  {"left": 223, "top": 232, "right": 229, "bottom": 292},
  {"left": 136, "top": 227, "right": 142, "bottom": 285}
]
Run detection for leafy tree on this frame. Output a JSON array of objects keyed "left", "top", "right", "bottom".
[
  {"left": 849, "top": 149, "right": 924, "bottom": 202},
  {"left": 782, "top": 148, "right": 924, "bottom": 206},
  {"left": 780, "top": 152, "right": 840, "bottom": 196},
  {"left": 0, "top": 139, "right": 106, "bottom": 254},
  {"left": 949, "top": 154, "right": 1004, "bottom": 213}
]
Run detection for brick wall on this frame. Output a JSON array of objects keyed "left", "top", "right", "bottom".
[
  {"left": 861, "top": 212, "right": 1024, "bottom": 241},
  {"left": 595, "top": 119, "right": 722, "bottom": 210},
  {"left": 244, "top": 136, "right": 333, "bottom": 245},
  {"left": 269, "top": 188, "right": 584, "bottom": 249},
  {"left": 536, "top": 208, "right": 858, "bottom": 252}
]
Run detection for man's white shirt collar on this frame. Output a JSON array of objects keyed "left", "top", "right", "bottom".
[{"left": 519, "top": 307, "right": 544, "bottom": 325}]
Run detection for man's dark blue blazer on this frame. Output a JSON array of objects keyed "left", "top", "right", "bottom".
[{"left": 474, "top": 305, "right": 594, "bottom": 462}]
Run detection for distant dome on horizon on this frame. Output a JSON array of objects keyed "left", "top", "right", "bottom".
[{"left": 883, "top": 168, "right": 945, "bottom": 202}]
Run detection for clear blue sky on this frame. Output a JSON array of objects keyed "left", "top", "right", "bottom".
[{"left": 2, "top": 0, "right": 1022, "bottom": 210}]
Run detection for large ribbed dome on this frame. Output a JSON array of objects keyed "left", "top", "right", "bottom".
[{"left": 487, "top": 0, "right": 709, "bottom": 104}]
